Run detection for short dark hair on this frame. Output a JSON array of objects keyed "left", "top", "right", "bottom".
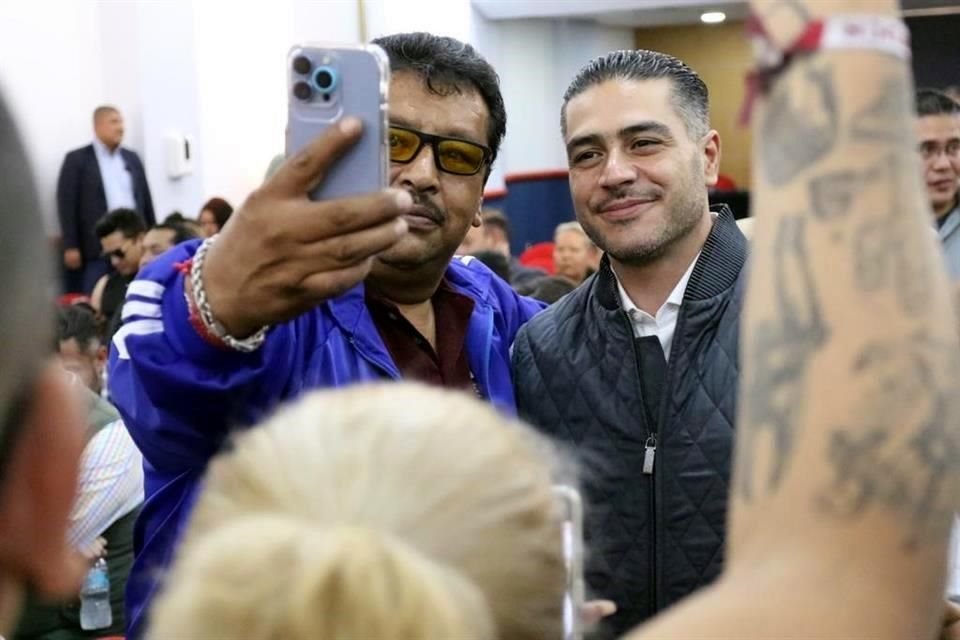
[
  {"left": 200, "top": 197, "right": 233, "bottom": 228},
  {"left": 95, "top": 208, "right": 146, "bottom": 239},
  {"left": 481, "top": 209, "right": 510, "bottom": 242},
  {"left": 916, "top": 89, "right": 960, "bottom": 117},
  {"left": 561, "top": 49, "right": 709, "bottom": 139},
  {"left": 152, "top": 222, "right": 200, "bottom": 245},
  {"left": 372, "top": 33, "right": 506, "bottom": 171},
  {"left": 0, "top": 90, "right": 54, "bottom": 477},
  {"left": 472, "top": 250, "right": 511, "bottom": 282},
  {"left": 93, "top": 105, "right": 118, "bottom": 123},
  {"left": 57, "top": 305, "right": 101, "bottom": 352},
  {"left": 530, "top": 276, "right": 576, "bottom": 305}
]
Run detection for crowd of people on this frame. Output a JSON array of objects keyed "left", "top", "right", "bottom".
[{"left": 2, "top": 0, "right": 959, "bottom": 639}]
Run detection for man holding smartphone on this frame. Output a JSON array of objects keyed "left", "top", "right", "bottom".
[{"left": 108, "top": 32, "right": 544, "bottom": 638}]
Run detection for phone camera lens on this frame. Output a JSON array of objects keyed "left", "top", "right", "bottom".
[
  {"left": 313, "top": 67, "right": 336, "bottom": 92},
  {"left": 292, "top": 55, "right": 312, "bottom": 75},
  {"left": 293, "top": 81, "right": 312, "bottom": 101}
]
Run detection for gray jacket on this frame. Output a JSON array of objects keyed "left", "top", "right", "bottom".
[{"left": 938, "top": 205, "right": 960, "bottom": 279}]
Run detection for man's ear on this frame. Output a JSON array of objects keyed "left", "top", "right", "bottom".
[
  {"left": 0, "top": 363, "right": 85, "bottom": 599},
  {"left": 702, "top": 129, "right": 722, "bottom": 187},
  {"left": 472, "top": 210, "right": 483, "bottom": 228}
]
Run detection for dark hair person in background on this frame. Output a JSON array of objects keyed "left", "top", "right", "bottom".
[
  {"left": 526, "top": 276, "right": 575, "bottom": 305},
  {"left": 915, "top": 89, "right": 960, "bottom": 278},
  {"left": 471, "top": 249, "right": 511, "bottom": 282},
  {"left": 108, "top": 32, "right": 543, "bottom": 638},
  {"left": 91, "top": 208, "right": 146, "bottom": 345},
  {"left": 197, "top": 197, "right": 234, "bottom": 237},
  {"left": 140, "top": 222, "right": 201, "bottom": 270},
  {"left": 56, "top": 305, "right": 107, "bottom": 396},
  {"left": 0, "top": 88, "right": 88, "bottom": 636}
]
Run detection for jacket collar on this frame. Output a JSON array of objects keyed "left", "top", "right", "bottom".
[
  {"left": 327, "top": 257, "right": 495, "bottom": 337},
  {"left": 938, "top": 204, "right": 960, "bottom": 241},
  {"left": 595, "top": 204, "right": 747, "bottom": 310}
]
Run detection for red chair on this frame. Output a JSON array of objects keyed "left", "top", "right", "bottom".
[
  {"left": 519, "top": 242, "right": 555, "bottom": 275},
  {"left": 714, "top": 173, "right": 738, "bottom": 192},
  {"left": 57, "top": 293, "right": 92, "bottom": 307}
]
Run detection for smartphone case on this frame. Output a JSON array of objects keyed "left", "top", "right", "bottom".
[{"left": 286, "top": 43, "right": 390, "bottom": 200}]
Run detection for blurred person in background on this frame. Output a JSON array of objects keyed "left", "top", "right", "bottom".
[
  {"left": 57, "top": 106, "right": 155, "bottom": 294},
  {"left": 526, "top": 275, "right": 576, "bottom": 305},
  {"left": 915, "top": 89, "right": 960, "bottom": 277},
  {"left": 552, "top": 221, "right": 600, "bottom": 285},
  {"left": 90, "top": 209, "right": 145, "bottom": 344},
  {"left": 55, "top": 306, "right": 106, "bottom": 397},
  {"left": 197, "top": 197, "right": 234, "bottom": 238},
  {"left": 139, "top": 222, "right": 200, "bottom": 270},
  {"left": 482, "top": 210, "right": 547, "bottom": 289}
]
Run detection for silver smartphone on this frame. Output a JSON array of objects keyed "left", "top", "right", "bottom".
[
  {"left": 554, "top": 485, "right": 586, "bottom": 640},
  {"left": 286, "top": 43, "right": 390, "bottom": 200}
]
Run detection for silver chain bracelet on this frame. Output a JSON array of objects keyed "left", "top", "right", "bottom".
[{"left": 190, "top": 235, "right": 269, "bottom": 352}]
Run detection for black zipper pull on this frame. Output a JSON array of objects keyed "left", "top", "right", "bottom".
[{"left": 643, "top": 435, "right": 657, "bottom": 475}]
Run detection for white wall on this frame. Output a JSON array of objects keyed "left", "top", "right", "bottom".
[
  {"left": 136, "top": 0, "right": 207, "bottom": 220},
  {"left": 0, "top": 0, "right": 106, "bottom": 232}
]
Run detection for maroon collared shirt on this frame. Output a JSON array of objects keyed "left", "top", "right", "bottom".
[{"left": 367, "top": 281, "right": 476, "bottom": 392}]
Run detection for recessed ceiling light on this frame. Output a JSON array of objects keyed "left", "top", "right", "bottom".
[{"left": 700, "top": 11, "right": 726, "bottom": 24}]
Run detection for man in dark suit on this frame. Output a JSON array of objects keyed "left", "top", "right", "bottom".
[{"left": 57, "top": 106, "right": 155, "bottom": 293}]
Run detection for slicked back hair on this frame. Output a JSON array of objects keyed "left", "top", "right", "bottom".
[
  {"left": 373, "top": 32, "right": 506, "bottom": 171},
  {"left": 0, "top": 90, "right": 55, "bottom": 479},
  {"left": 562, "top": 49, "right": 709, "bottom": 140}
]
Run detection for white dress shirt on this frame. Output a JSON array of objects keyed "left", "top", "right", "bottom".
[
  {"left": 93, "top": 138, "right": 136, "bottom": 213},
  {"left": 69, "top": 419, "right": 144, "bottom": 551},
  {"left": 614, "top": 256, "right": 698, "bottom": 361},
  {"left": 613, "top": 212, "right": 718, "bottom": 360}
]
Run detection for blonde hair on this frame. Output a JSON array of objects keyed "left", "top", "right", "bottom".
[{"left": 148, "top": 383, "right": 569, "bottom": 640}]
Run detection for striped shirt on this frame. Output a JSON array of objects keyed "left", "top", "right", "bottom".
[{"left": 69, "top": 418, "right": 144, "bottom": 551}]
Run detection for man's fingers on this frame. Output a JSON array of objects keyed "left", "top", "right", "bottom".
[
  {"left": 292, "top": 189, "right": 413, "bottom": 243},
  {"left": 264, "top": 117, "right": 363, "bottom": 197},
  {"left": 581, "top": 599, "right": 617, "bottom": 625},
  {"left": 295, "top": 217, "right": 408, "bottom": 271},
  {"left": 298, "top": 259, "right": 376, "bottom": 301}
]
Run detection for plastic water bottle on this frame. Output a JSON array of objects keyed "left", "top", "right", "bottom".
[{"left": 79, "top": 558, "right": 112, "bottom": 631}]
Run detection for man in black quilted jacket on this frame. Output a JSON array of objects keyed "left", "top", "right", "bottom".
[{"left": 512, "top": 50, "right": 748, "bottom": 638}]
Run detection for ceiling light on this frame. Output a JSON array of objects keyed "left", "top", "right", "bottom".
[{"left": 700, "top": 11, "right": 726, "bottom": 24}]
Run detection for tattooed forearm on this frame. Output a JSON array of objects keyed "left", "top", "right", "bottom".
[
  {"left": 850, "top": 157, "right": 933, "bottom": 315},
  {"left": 851, "top": 75, "right": 912, "bottom": 143},
  {"left": 738, "top": 216, "right": 828, "bottom": 501},
  {"left": 761, "top": 64, "right": 840, "bottom": 186},
  {"left": 817, "top": 336, "right": 960, "bottom": 549}
]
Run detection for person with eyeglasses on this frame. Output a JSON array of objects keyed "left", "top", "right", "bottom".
[
  {"left": 916, "top": 89, "right": 960, "bottom": 278},
  {"left": 90, "top": 209, "right": 146, "bottom": 345},
  {"left": 107, "top": 32, "right": 548, "bottom": 639}
]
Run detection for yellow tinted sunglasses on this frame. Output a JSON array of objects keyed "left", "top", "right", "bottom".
[{"left": 389, "top": 125, "right": 491, "bottom": 176}]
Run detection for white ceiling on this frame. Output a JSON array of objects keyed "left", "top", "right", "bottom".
[
  {"left": 472, "top": 0, "right": 960, "bottom": 27},
  {"left": 472, "top": 0, "right": 748, "bottom": 27}
]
